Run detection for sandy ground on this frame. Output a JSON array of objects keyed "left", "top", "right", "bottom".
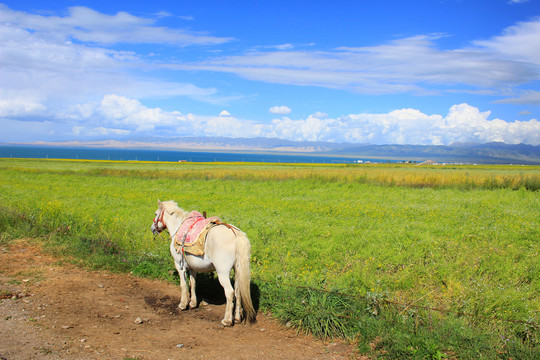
[{"left": 0, "top": 239, "right": 358, "bottom": 360}]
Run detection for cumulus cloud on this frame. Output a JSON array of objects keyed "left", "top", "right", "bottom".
[
  {"left": 267, "top": 115, "right": 334, "bottom": 142},
  {"left": 68, "top": 97, "right": 540, "bottom": 146},
  {"left": 205, "top": 115, "right": 248, "bottom": 137},
  {"left": 0, "top": 95, "right": 47, "bottom": 118},
  {"left": 2, "top": 94, "right": 539, "bottom": 145},
  {"left": 67, "top": 94, "right": 196, "bottom": 136},
  {"left": 259, "top": 104, "right": 540, "bottom": 145},
  {"left": 60, "top": 95, "right": 259, "bottom": 140},
  {"left": 269, "top": 105, "right": 292, "bottom": 114}
]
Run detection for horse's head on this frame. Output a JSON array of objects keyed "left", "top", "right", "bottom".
[
  {"left": 151, "top": 200, "right": 167, "bottom": 235},
  {"left": 151, "top": 200, "right": 188, "bottom": 237}
]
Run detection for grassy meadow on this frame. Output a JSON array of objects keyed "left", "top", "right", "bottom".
[{"left": 1, "top": 158, "right": 538, "bottom": 359}]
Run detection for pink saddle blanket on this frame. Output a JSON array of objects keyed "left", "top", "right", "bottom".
[{"left": 175, "top": 211, "right": 220, "bottom": 246}]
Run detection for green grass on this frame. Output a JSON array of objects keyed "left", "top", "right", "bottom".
[{"left": 0, "top": 158, "right": 538, "bottom": 358}]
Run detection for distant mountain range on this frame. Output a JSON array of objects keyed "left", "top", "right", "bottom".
[
  {"left": 332, "top": 142, "right": 540, "bottom": 164},
  {"left": 19, "top": 137, "right": 540, "bottom": 164}
]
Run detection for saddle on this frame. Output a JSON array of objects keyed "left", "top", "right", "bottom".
[{"left": 174, "top": 211, "right": 237, "bottom": 256}]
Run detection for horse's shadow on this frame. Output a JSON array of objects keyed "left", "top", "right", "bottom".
[
  {"left": 144, "top": 274, "right": 260, "bottom": 315},
  {"left": 195, "top": 273, "right": 261, "bottom": 311}
]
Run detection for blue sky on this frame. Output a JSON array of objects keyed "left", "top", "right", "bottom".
[{"left": 1, "top": 0, "right": 539, "bottom": 145}]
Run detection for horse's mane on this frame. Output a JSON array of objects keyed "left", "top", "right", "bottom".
[{"left": 161, "top": 200, "right": 189, "bottom": 219}]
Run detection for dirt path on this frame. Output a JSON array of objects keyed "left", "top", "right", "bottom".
[{"left": 1, "top": 239, "right": 357, "bottom": 360}]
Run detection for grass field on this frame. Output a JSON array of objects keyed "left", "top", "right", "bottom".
[{"left": 1, "top": 158, "right": 538, "bottom": 359}]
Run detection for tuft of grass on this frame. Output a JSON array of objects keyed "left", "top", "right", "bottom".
[
  {"left": 257, "top": 282, "right": 539, "bottom": 359},
  {"left": 0, "top": 206, "right": 50, "bottom": 245}
]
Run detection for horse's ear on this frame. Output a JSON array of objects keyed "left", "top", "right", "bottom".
[{"left": 157, "top": 199, "right": 162, "bottom": 207}]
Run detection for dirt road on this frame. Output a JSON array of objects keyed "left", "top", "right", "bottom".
[{"left": 1, "top": 239, "right": 357, "bottom": 359}]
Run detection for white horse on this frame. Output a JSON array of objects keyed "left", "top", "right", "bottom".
[{"left": 151, "top": 200, "right": 256, "bottom": 326}]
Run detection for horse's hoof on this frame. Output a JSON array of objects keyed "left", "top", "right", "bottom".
[
  {"left": 189, "top": 301, "right": 198, "bottom": 308},
  {"left": 178, "top": 303, "right": 188, "bottom": 311},
  {"left": 221, "top": 319, "right": 233, "bottom": 327},
  {"left": 234, "top": 317, "right": 242, "bottom": 324}
]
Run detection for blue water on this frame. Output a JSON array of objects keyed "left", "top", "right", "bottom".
[{"left": 0, "top": 145, "right": 383, "bottom": 164}]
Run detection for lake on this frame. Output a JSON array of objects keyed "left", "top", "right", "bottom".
[{"left": 0, "top": 145, "right": 392, "bottom": 164}]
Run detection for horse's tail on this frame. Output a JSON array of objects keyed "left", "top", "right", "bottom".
[{"left": 235, "top": 232, "right": 257, "bottom": 323}]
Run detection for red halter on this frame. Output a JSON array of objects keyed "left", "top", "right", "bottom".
[{"left": 153, "top": 209, "right": 166, "bottom": 231}]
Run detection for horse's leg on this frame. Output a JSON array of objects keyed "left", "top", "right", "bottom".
[
  {"left": 234, "top": 274, "right": 243, "bottom": 323},
  {"left": 216, "top": 270, "right": 235, "bottom": 326},
  {"left": 175, "top": 261, "right": 190, "bottom": 310},
  {"left": 188, "top": 270, "right": 198, "bottom": 308}
]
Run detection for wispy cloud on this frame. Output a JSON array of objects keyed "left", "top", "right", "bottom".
[
  {"left": 269, "top": 105, "right": 292, "bottom": 115},
  {"left": 473, "top": 16, "right": 540, "bottom": 67},
  {"left": 0, "top": 4, "right": 232, "bottom": 45},
  {"left": 494, "top": 90, "right": 540, "bottom": 105},
  {"left": 180, "top": 21, "right": 540, "bottom": 97}
]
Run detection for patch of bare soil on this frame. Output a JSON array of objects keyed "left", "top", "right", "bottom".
[{"left": 1, "top": 239, "right": 358, "bottom": 359}]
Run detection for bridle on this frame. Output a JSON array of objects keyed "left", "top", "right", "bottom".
[
  {"left": 153, "top": 208, "right": 166, "bottom": 232},
  {"left": 153, "top": 208, "right": 182, "bottom": 242}
]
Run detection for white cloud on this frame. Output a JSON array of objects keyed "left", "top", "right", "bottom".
[
  {"left": 0, "top": 5, "right": 232, "bottom": 46},
  {"left": 260, "top": 104, "right": 540, "bottom": 145},
  {"left": 72, "top": 126, "right": 130, "bottom": 137},
  {"left": 60, "top": 95, "right": 264, "bottom": 140},
  {"left": 205, "top": 116, "right": 247, "bottom": 137},
  {"left": 335, "top": 108, "right": 445, "bottom": 144},
  {"left": 266, "top": 44, "right": 295, "bottom": 50},
  {"left": 0, "top": 4, "right": 228, "bottom": 116},
  {"left": 2, "top": 94, "right": 538, "bottom": 145},
  {"left": 267, "top": 116, "right": 335, "bottom": 142},
  {"left": 182, "top": 20, "right": 540, "bottom": 97},
  {"left": 68, "top": 94, "right": 195, "bottom": 135},
  {"left": 473, "top": 17, "right": 540, "bottom": 67},
  {"left": 0, "top": 94, "right": 47, "bottom": 117},
  {"left": 269, "top": 105, "right": 292, "bottom": 114},
  {"left": 311, "top": 112, "right": 328, "bottom": 118},
  {"left": 494, "top": 90, "right": 540, "bottom": 105}
]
